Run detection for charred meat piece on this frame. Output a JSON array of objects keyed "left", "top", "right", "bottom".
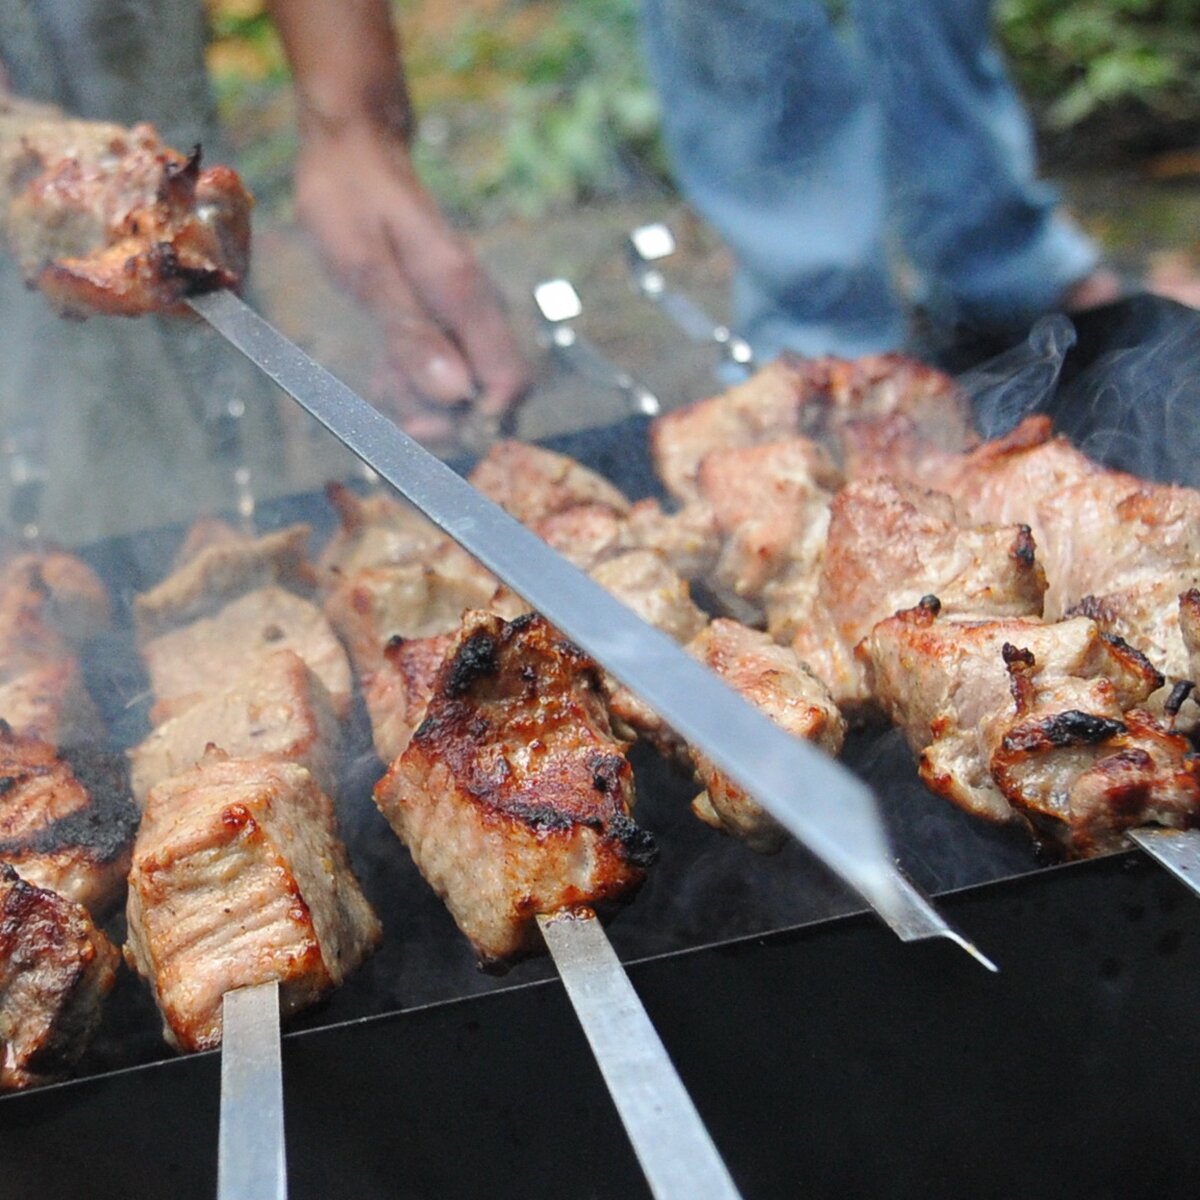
[
  {"left": 318, "top": 482, "right": 445, "bottom": 583},
  {"left": 0, "top": 545, "right": 112, "bottom": 647},
  {"left": 686, "top": 620, "right": 845, "bottom": 852},
  {"left": 0, "top": 863, "right": 119, "bottom": 1090},
  {"left": 133, "top": 523, "right": 317, "bottom": 643},
  {"left": 373, "top": 611, "right": 656, "bottom": 966},
  {"left": 128, "top": 649, "right": 342, "bottom": 806},
  {"left": 788, "top": 477, "right": 1046, "bottom": 712},
  {"left": 0, "top": 98, "right": 252, "bottom": 317},
  {"left": 125, "top": 753, "right": 380, "bottom": 1052},
  {"left": 323, "top": 552, "right": 516, "bottom": 681},
  {"left": 0, "top": 725, "right": 136, "bottom": 913},
  {"left": 363, "top": 630, "right": 458, "bottom": 766},
  {"left": 863, "top": 606, "right": 1199, "bottom": 855},
  {"left": 650, "top": 352, "right": 971, "bottom": 503},
  {"left": 141, "top": 585, "right": 353, "bottom": 724},
  {"left": 0, "top": 653, "right": 104, "bottom": 748},
  {"left": 468, "top": 440, "right": 631, "bottom": 525},
  {"left": 1038, "top": 475, "right": 1200, "bottom": 698}
]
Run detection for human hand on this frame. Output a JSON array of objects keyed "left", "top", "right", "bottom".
[{"left": 293, "top": 125, "right": 530, "bottom": 443}]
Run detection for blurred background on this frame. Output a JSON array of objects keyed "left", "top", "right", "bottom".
[{"left": 203, "top": 0, "right": 1200, "bottom": 437}]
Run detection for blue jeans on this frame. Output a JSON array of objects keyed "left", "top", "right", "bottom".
[{"left": 640, "top": 0, "right": 1099, "bottom": 359}]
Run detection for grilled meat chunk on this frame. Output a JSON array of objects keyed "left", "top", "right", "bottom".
[
  {"left": 128, "top": 649, "right": 342, "bottom": 805},
  {"left": 0, "top": 546, "right": 112, "bottom": 647},
  {"left": 788, "top": 477, "right": 1045, "bottom": 711},
  {"left": 0, "top": 863, "right": 119, "bottom": 1090},
  {"left": 125, "top": 754, "right": 380, "bottom": 1052},
  {"left": 468, "top": 440, "right": 631, "bottom": 525},
  {"left": 686, "top": 620, "right": 845, "bottom": 852},
  {"left": 133, "top": 523, "right": 317, "bottom": 643},
  {"left": 0, "top": 98, "right": 252, "bottom": 317},
  {"left": 318, "top": 482, "right": 445, "bottom": 582},
  {"left": 364, "top": 630, "right": 458, "bottom": 766},
  {"left": 141, "top": 585, "right": 353, "bottom": 724},
  {"left": 0, "top": 725, "right": 136, "bottom": 913},
  {"left": 0, "top": 652, "right": 104, "bottom": 748},
  {"left": 864, "top": 606, "right": 1200, "bottom": 855},
  {"left": 650, "top": 353, "right": 971, "bottom": 503},
  {"left": 373, "top": 611, "right": 655, "bottom": 965}
]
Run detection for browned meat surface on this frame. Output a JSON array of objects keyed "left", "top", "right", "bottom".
[
  {"left": 373, "top": 611, "right": 655, "bottom": 965},
  {"left": 685, "top": 620, "right": 845, "bottom": 852},
  {"left": 363, "top": 630, "right": 457, "bottom": 766},
  {"left": 0, "top": 546, "right": 112, "bottom": 646},
  {"left": 125, "top": 753, "right": 380, "bottom": 1051},
  {"left": 1180, "top": 588, "right": 1200, "bottom": 689},
  {"left": 0, "top": 98, "right": 252, "bottom": 317},
  {"left": 0, "top": 725, "right": 136, "bottom": 913},
  {"left": 323, "top": 552, "right": 514, "bottom": 680},
  {"left": 133, "top": 523, "right": 317, "bottom": 643},
  {"left": 468, "top": 440, "right": 631, "bottom": 525},
  {"left": 789, "top": 478, "right": 1045, "bottom": 712},
  {"left": 0, "top": 863, "right": 119, "bottom": 1090},
  {"left": 863, "top": 605, "right": 1199, "bottom": 855},
  {"left": 532, "top": 504, "right": 634, "bottom": 572},
  {"left": 142, "top": 585, "right": 353, "bottom": 724},
  {"left": 128, "top": 649, "right": 342, "bottom": 806},
  {"left": 0, "top": 654, "right": 104, "bottom": 748},
  {"left": 1037, "top": 476, "right": 1200, "bottom": 696},
  {"left": 318, "top": 482, "right": 445, "bottom": 582},
  {"left": 650, "top": 353, "right": 971, "bottom": 503}
]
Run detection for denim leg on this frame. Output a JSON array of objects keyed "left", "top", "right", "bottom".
[
  {"left": 640, "top": 0, "right": 906, "bottom": 359},
  {"left": 853, "top": 0, "right": 1099, "bottom": 330}
]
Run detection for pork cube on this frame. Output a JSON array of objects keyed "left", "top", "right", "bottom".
[
  {"left": 0, "top": 863, "right": 119, "bottom": 1090},
  {"left": 125, "top": 755, "right": 381, "bottom": 1051}
]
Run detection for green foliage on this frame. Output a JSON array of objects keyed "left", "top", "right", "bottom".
[
  {"left": 997, "top": 0, "right": 1200, "bottom": 135},
  {"left": 412, "top": 0, "right": 668, "bottom": 220}
]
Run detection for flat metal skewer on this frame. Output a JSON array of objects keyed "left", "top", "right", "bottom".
[
  {"left": 187, "top": 288, "right": 992, "bottom": 970},
  {"left": 1127, "top": 827, "right": 1200, "bottom": 897},
  {"left": 627, "top": 224, "right": 753, "bottom": 378},
  {"left": 538, "top": 911, "right": 743, "bottom": 1200},
  {"left": 534, "top": 279, "right": 661, "bottom": 416},
  {"left": 218, "top": 980, "right": 287, "bottom": 1200}
]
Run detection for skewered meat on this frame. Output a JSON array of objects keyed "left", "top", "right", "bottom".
[
  {"left": 318, "top": 482, "right": 445, "bottom": 582},
  {"left": 650, "top": 352, "right": 973, "bottom": 503},
  {"left": 0, "top": 652, "right": 104, "bottom": 748},
  {"left": 0, "top": 545, "right": 112, "bottom": 647},
  {"left": 863, "top": 604, "right": 1200, "bottom": 855},
  {"left": 133, "top": 523, "right": 317, "bottom": 643},
  {"left": 0, "top": 725, "right": 136, "bottom": 913},
  {"left": 0, "top": 97, "right": 252, "bottom": 317},
  {"left": 788, "top": 477, "right": 1045, "bottom": 711},
  {"left": 128, "top": 648, "right": 342, "bottom": 806},
  {"left": 125, "top": 752, "right": 381, "bottom": 1051},
  {"left": 364, "top": 630, "right": 458, "bottom": 766},
  {"left": 468, "top": 440, "right": 631, "bottom": 525},
  {"left": 685, "top": 620, "right": 845, "bottom": 852},
  {"left": 141, "top": 585, "right": 353, "bottom": 724},
  {"left": 0, "top": 863, "right": 119, "bottom": 1090},
  {"left": 373, "top": 611, "right": 656, "bottom": 965}
]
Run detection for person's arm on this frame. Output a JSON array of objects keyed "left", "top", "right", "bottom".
[{"left": 265, "top": 0, "right": 529, "bottom": 439}]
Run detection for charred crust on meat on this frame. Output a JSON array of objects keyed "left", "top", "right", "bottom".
[
  {"left": 1099, "top": 632, "right": 1164, "bottom": 689},
  {"left": 445, "top": 630, "right": 501, "bottom": 696},
  {"left": 589, "top": 752, "right": 625, "bottom": 796},
  {"left": 1001, "top": 710, "right": 1127, "bottom": 753},
  {"left": 1002, "top": 643, "right": 1036, "bottom": 669},
  {"left": 918, "top": 594, "right": 941, "bottom": 615},
  {"left": 1068, "top": 594, "right": 1116, "bottom": 624},
  {"left": 608, "top": 811, "right": 658, "bottom": 867},
  {"left": 1010, "top": 524, "right": 1036, "bottom": 567},
  {"left": 1166, "top": 680, "right": 1197, "bottom": 718}
]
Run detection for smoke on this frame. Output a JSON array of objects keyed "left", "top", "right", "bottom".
[
  {"left": 1052, "top": 295, "right": 1200, "bottom": 485},
  {"left": 958, "top": 313, "right": 1077, "bottom": 439}
]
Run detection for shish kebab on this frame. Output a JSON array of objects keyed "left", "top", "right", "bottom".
[{"left": 0, "top": 102, "right": 749, "bottom": 1199}]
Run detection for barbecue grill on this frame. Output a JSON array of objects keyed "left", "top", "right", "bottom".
[{"left": 3, "top": 280, "right": 1200, "bottom": 1198}]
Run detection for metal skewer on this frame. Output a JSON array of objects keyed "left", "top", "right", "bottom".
[
  {"left": 1127, "top": 827, "right": 1200, "bottom": 897},
  {"left": 186, "top": 288, "right": 992, "bottom": 966},
  {"left": 534, "top": 279, "right": 661, "bottom": 417},
  {"left": 626, "top": 224, "right": 754, "bottom": 378},
  {"left": 538, "top": 911, "right": 742, "bottom": 1200},
  {"left": 219, "top": 981, "right": 287, "bottom": 1200}
]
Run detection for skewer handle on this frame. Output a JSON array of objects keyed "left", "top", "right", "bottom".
[
  {"left": 538, "top": 911, "right": 743, "bottom": 1200},
  {"left": 218, "top": 980, "right": 287, "bottom": 1200}
]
